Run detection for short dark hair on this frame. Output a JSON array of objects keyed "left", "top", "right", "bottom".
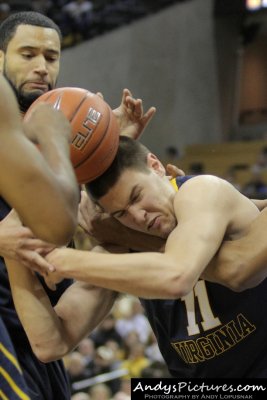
[
  {"left": 86, "top": 136, "right": 150, "bottom": 201},
  {"left": 0, "top": 11, "right": 62, "bottom": 51}
]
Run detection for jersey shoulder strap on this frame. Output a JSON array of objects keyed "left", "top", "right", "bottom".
[{"left": 170, "top": 176, "right": 195, "bottom": 192}]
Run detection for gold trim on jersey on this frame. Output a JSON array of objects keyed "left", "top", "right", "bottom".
[
  {"left": 0, "top": 343, "right": 30, "bottom": 400},
  {"left": 170, "top": 178, "right": 179, "bottom": 192},
  {"left": 0, "top": 389, "right": 9, "bottom": 400},
  {"left": 0, "top": 367, "right": 30, "bottom": 400},
  {"left": 0, "top": 343, "right": 21, "bottom": 373}
]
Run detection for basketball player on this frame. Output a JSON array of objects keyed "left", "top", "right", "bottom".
[
  {"left": 0, "top": 76, "right": 79, "bottom": 244},
  {"left": 7, "top": 136, "right": 267, "bottom": 378},
  {"left": 0, "top": 74, "right": 80, "bottom": 397},
  {"left": 0, "top": 10, "right": 158, "bottom": 399}
]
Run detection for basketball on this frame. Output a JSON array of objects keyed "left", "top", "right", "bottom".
[{"left": 24, "top": 87, "right": 119, "bottom": 184}]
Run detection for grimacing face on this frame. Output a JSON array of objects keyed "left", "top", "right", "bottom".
[
  {"left": 0, "top": 24, "right": 60, "bottom": 111},
  {"left": 98, "top": 161, "right": 177, "bottom": 239}
]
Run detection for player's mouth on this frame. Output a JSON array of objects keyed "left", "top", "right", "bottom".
[
  {"left": 25, "top": 81, "right": 49, "bottom": 91},
  {"left": 148, "top": 216, "right": 160, "bottom": 231}
]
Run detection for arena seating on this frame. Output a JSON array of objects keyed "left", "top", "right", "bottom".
[{"left": 165, "top": 140, "right": 267, "bottom": 186}]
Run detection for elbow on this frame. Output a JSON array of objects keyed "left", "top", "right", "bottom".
[
  {"left": 225, "top": 275, "right": 248, "bottom": 293},
  {"left": 50, "top": 215, "right": 77, "bottom": 246},
  {"left": 54, "top": 182, "right": 79, "bottom": 245},
  {"left": 226, "top": 274, "right": 261, "bottom": 293},
  {"left": 33, "top": 213, "right": 77, "bottom": 246},
  {"left": 218, "top": 261, "right": 253, "bottom": 292},
  {"left": 32, "top": 340, "right": 70, "bottom": 363},
  {"left": 161, "top": 269, "right": 195, "bottom": 299},
  {"left": 38, "top": 186, "right": 79, "bottom": 246},
  {"left": 167, "top": 280, "right": 194, "bottom": 299}
]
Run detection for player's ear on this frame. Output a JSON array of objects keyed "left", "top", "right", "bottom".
[
  {"left": 0, "top": 51, "right": 4, "bottom": 73},
  {"left": 146, "top": 153, "right": 166, "bottom": 177}
]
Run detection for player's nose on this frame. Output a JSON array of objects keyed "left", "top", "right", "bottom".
[
  {"left": 33, "top": 55, "right": 48, "bottom": 75},
  {"left": 129, "top": 205, "right": 147, "bottom": 226}
]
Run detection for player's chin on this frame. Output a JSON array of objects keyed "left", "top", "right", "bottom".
[
  {"left": 146, "top": 227, "right": 168, "bottom": 239},
  {"left": 158, "top": 223, "right": 176, "bottom": 239},
  {"left": 22, "top": 90, "right": 48, "bottom": 108},
  {"left": 157, "top": 230, "right": 170, "bottom": 240},
  {"left": 29, "top": 87, "right": 49, "bottom": 97}
]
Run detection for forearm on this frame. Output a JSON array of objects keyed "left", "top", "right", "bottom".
[
  {"left": 6, "top": 257, "right": 117, "bottom": 362},
  {"left": 37, "top": 131, "right": 78, "bottom": 199},
  {"left": 22, "top": 107, "right": 79, "bottom": 243},
  {"left": 48, "top": 248, "right": 189, "bottom": 299},
  {"left": 5, "top": 258, "right": 68, "bottom": 362},
  {"left": 54, "top": 282, "right": 118, "bottom": 357},
  {"left": 89, "top": 213, "right": 165, "bottom": 251},
  {"left": 36, "top": 133, "right": 79, "bottom": 231}
]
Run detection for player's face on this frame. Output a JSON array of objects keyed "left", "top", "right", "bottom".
[
  {"left": 0, "top": 24, "right": 60, "bottom": 111},
  {"left": 98, "top": 164, "right": 177, "bottom": 239}
]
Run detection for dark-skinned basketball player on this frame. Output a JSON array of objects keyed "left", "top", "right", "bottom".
[
  {"left": 0, "top": 11, "right": 157, "bottom": 400},
  {"left": 0, "top": 73, "right": 80, "bottom": 400}
]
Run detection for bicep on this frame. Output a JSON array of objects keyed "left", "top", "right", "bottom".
[
  {"left": 166, "top": 211, "right": 227, "bottom": 281},
  {"left": 203, "top": 210, "right": 267, "bottom": 290},
  {"left": 165, "top": 178, "right": 232, "bottom": 281}
]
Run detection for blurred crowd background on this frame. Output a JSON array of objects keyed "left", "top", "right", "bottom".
[
  {"left": 64, "top": 292, "right": 171, "bottom": 399},
  {"left": 0, "top": 1, "right": 180, "bottom": 47}
]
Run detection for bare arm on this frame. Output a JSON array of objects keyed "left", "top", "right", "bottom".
[
  {"left": 78, "top": 190, "right": 165, "bottom": 252},
  {"left": 0, "top": 76, "right": 79, "bottom": 245},
  {"left": 78, "top": 193, "right": 267, "bottom": 293},
  {"left": 0, "top": 210, "right": 55, "bottom": 274},
  {"left": 47, "top": 177, "right": 248, "bottom": 298},
  {"left": 5, "top": 254, "right": 117, "bottom": 363},
  {"left": 202, "top": 207, "right": 267, "bottom": 290},
  {"left": 251, "top": 198, "right": 267, "bottom": 211}
]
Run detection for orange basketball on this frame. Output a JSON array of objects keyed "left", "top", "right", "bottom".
[{"left": 25, "top": 87, "right": 119, "bottom": 184}]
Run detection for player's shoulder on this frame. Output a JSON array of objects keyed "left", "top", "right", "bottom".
[
  {"left": 174, "top": 174, "right": 235, "bottom": 209},
  {"left": 177, "top": 174, "right": 229, "bottom": 192}
]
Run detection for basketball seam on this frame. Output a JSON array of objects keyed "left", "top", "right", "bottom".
[
  {"left": 69, "top": 92, "right": 90, "bottom": 123},
  {"left": 74, "top": 103, "right": 111, "bottom": 168},
  {"left": 77, "top": 108, "right": 119, "bottom": 183}
]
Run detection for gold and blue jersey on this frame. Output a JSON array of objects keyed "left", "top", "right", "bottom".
[
  {"left": 0, "top": 318, "right": 30, "bottom": 400},
  {"left": 0, "top": 197, "right": 72, "bottom": 399},
  {"left": 140, "top": 176, "right": 267, "bottom": 377}
]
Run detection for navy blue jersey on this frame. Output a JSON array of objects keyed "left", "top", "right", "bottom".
[
  {"left": 0, "top": 198, "right": 72, "bottom": 399},
  {"left": 140, "top": 176, "right": 267, "bottom": 377},
  {"left": 0, "top": 317, "right": 30, "bottom": 399},
  {"left": 0, "top": 197, "right": 30, "bottom": 398}
]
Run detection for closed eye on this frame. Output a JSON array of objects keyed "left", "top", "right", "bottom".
[
  {"left": 132, "top": 193, "right": 141, "bottom": 203},
  {"left": 111, "top": 185, "right": 143, "bottom": 219},
  {"left": 112, "top": 210, "right": 127, "bottom": 219},
  {"left": 130, "top": 189, "right": 143, "bottom": 206}
]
